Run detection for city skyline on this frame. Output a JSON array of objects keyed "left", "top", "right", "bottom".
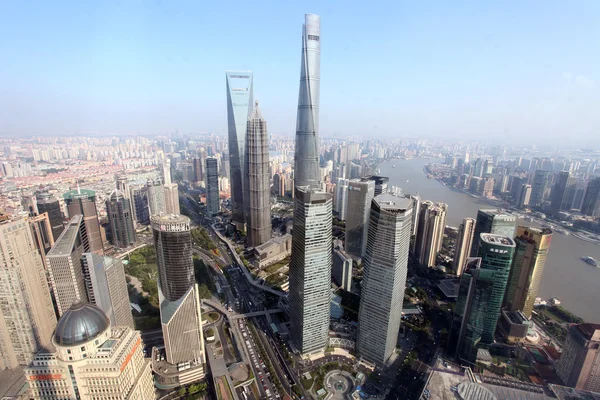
[{"left": 1, "top": 3, "right": 599, "bottom": 145}]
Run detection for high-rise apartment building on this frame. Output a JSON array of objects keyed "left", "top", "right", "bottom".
[
  {"left": 36, "top": 192, "right": 64, "bottom": 243},
  {"left": 530, "top": 170, "right": 550, "bottom": 208},
  {"left": 416, "top": 202, "right": 447, "bottom": 268},
  {"left": 332, "top": 241, "right": 352, "bottom": 291},
  {"left": 64, "top": 188, "right": 103, "bottom": 254},
  {"left": 25, "top": 303, "right": 154, "bottom": 399},
  {"left": 193, "top": 157, "right": 203, "bottom": 183},
  {"left": 161, "top": 159, "right": 172, "bottom": 185},
  {"left": 470, "top": 209, "right": 516, "bottom": 256},
  {"left": 28, "top": 212, "right": 55, "bottom": 256},
  {"left": 244, "top": 100, "right": 271, "bottom": 247},
  {"left": 551, "top": 171, "right": 577, "bottom": 214},
  {"left": 151, "top": 214, "right": 205, "bottom": 384},
  {"left": 453, "top": 217, "right": 475, "bottom": 276},
  {"left": 345, "top": 179, "right": 375, "bottom": 258},
  {"left": 226, "top": 71, "right": 253, "bottom": 229},
  {"left": 408, "top": 193, "right": 421, "bottom": 239},
  {"left": 504, "top": 226, "right": 552, "bottom": 318},
  {"left": 334, "top": 178, "right": 349, "bottom": 220},
  {"left": 357, "top": 194, "right": 412, "bottom": 366},
  {"left": 0, "top": 218, "right": 57, "bottom": 369},
  {"left": 164, "top": 183, "right": 180, "bottom": 215},
  {"left": 581, "top": 177, "right": 600, "bottom": 217},
  {"left": 130, "top": 185, "right": 150, "bottom": 225},
  {"left": 147, "top": 180, "right": 166, "bottom": 216},
  {"left": 288, "top": 13, "right": 332, "bottom": 356},
  {"left": 556, "top": 323, "right": 600, "bottom": 391},
  {"left": 515, "top": 184, "right": 532, "bottom": 209},
  {"left": 206, "top": 157, "right": 220, "bottom": 216},
  {"left": 47, "top": 215, "right": 89, "bottom": 316},
  {"left": 82, "top": 253, "right": 134, "bottom": 328},
  {"left": 106, "top": 189, "right": 136, "bottom": 248},
  {"left": 450, "top": 235, "right": 516, "bottom": 362}
]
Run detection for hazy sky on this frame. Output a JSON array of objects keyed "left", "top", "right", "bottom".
[{"left": 1, "top": 1, "right": 599, "bottom": 145}]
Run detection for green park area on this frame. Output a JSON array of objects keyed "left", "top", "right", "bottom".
[{"left": 191, "top": 227, "right": 216, "bottom": 250}]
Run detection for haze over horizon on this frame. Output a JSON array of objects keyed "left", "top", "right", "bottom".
[{"left": 1, "top": 1, "right": 598, "bottom": 145}]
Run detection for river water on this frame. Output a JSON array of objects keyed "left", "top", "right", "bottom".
[{"left": 377, "top": 158, "right": 600, "bottom": 323}]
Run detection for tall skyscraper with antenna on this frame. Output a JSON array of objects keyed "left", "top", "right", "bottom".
[{"left": 288, "top": 14, "right": 333, "bottom": 355}]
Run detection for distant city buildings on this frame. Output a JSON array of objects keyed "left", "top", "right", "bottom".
[
  {"left": 581, "top": 177, "right": 600, "bottom": 217},
  {"left": 357, "top": 194, "right": 412, "bottom": 366}
]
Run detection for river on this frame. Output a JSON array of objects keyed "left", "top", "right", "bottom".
[{"left": 377, "top": 158, "right": 600, "bottom": 323}]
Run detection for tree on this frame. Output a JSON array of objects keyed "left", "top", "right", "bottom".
[{"left": 177, "top": 387, "right": 187, "bottom": 397}]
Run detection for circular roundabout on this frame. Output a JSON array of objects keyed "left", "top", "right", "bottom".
[{"left": 324, "top": 371, "right": 356, "bottom": 399}]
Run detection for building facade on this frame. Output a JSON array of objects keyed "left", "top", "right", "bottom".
[
  {"left": 0, "top": 218, "right": 57, "bottom": 369},
  {"left": 581, "top": 177, "right": 600, "bottom": 217},
  {"left": 205, "top": 157, "right": 220, "bottom": 216},
  {"left": 226, "top": 70, "right": 254, "bottom": 229},
  {"left": 147, "top": 180, "right": 166, "bottom": 216},
  {"left": 163, "top": 183, "right": 180, "bottom": 215},
  {"left": 106, "top": 189, "right": 136, "bottom": 248},
  {"left": 151, "top": 214, "right": 205, "bottom": 384},
  {"left": 504, "top": 226, "right": 553, "bottom": 318},
  {"left": 556, "top": 323, "right": 600, "bottom": 391},
  {"left": 530, "top": 170, "right": 550, "bottom": 208},
  {"left": 416, "top": 202, "right": 447, "bottom": 268},
  {"left": 357, "top": 194, "right": 412, "bottom": 366},
  {"left": 453, "top": 217, "right": 475, "bottom": 276},
  {"left": 244, "top": 100, "right": 271, "bottom": 247},
  {"left": 46, "top": 215, "right": 89, "bottom": 316},
  {"left": 130, "top": 185, "right": 150, "bottom": 225},
  {"left": 450, "top": 235, "right": 516, "bottom": 363},
  {"left": 332, "top": 241, "right": 353, "bottom": 291},
  {"left": 81, "top": 253, "right": 134, "bottom": 328},
  {"left": 64, "top": 188, "right": 103, "bottom": 254},
  {"left": 470, "top": 209, "right": 517, "bottom": 256},
  {"left": 345, "top": 179, "right": 375, "bottom": 258},
  {"left": 334, "top": 178, "right": 349, "bottom": 220},
  {"left": 288, "top": 188, "right": 332, "bottom": 355},
  {"left": 25, "top": 303, "right": 155, "bottom": 399},
  {"left": 36, "top": 192, "right": 64, "bottom": 243}
]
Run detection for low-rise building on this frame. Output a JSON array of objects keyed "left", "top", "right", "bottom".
[{"left": 253, "top": 234, "right": 292, "bottom": 269}]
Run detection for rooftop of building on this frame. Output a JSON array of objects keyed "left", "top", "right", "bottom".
[
  {"left": 503, "top": 310, "right": 530, "bottom": 325},
  {"left": 254, "top": 234, "right": 292, "bottom": 254},
  {"left": 480, "top": 233, "right": 516, "bottom": 247},
  {"left": 479, "top": 208, "right": 516, "bottom": 218},
  {"left": 54, "top": 302, "right": 110, "bottom": 346},
  {"left": 63, "top": 188, "right": 96, "bottom": 200},
  {"left": 150, "top": 213, "right": 190, "bottom": 225},
  {"left": 437, "top": 279, "right": 460, "bottom": 298},
  {"left": 366, "top": 175, "right": 389, "bottom": 183},
  {"left": 46, "top": 215, "right": 82, "bottom": 256},
  {"left": 577, "top": 323, "right": 600, "bottom": 340},
  {"left": 373, "top": 193, "right": 412, "bottom": 211}
]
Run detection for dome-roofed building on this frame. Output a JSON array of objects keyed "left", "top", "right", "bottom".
[
  {"left": 53, "top": 302, "right": 110, "bottom": 346},
  {"left": 25, "top": 303, "right": 155, "bottom": 399}
]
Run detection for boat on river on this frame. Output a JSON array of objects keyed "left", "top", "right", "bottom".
[{"left": 582, "top": 256, "right": 598, "bottom": 267}]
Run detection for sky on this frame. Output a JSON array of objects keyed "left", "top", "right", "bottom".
[{"left": 1, "top": 1, "right": 599, "bottom": 146}]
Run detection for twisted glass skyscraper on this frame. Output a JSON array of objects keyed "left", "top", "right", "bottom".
[
  {"left": 289, "top": 14, "right": 332, "bottom": 355},
  {"left": 226, "top": 71, "right": 253, "bottom": 229}
]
